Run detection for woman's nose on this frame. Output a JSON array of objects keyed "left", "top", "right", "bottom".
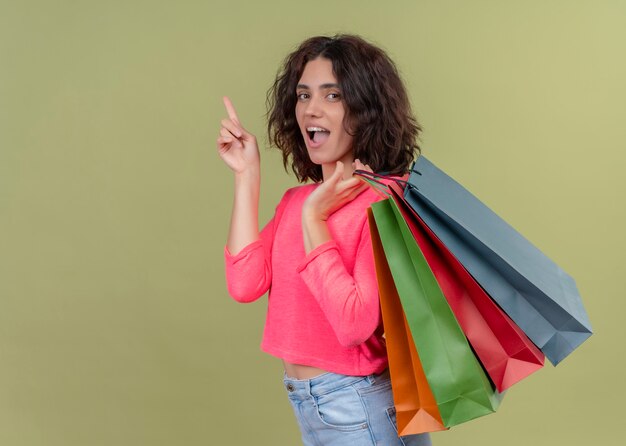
[{"left": 304, "top": 96, "right": 323, "bottom": 117}]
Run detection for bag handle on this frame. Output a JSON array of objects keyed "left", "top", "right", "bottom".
[{"left": 353, "top": 169, "right": 420, "bottom": 192}]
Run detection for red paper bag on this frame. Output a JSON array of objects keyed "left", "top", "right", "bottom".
[{"left": 389, "top": 183, "right": 544, "bottom": 392}]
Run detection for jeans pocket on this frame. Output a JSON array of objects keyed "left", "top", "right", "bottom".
[
  {"left": 385, "top": 406, "right": 400, "bottom": 433},
  {"left": 385, "top": 407, "right": 408, "bottom": 446},
  {"left": 314, "top": 384, "right": 369, "bottom": 432},
  {"left": 386, "top": 406, "right": 434, "bottom": 446}
]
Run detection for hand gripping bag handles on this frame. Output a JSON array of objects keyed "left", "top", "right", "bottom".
[
  {"left": 370, "top": 197, "right": 503, "bottom": 428},
  {"left": 403, "top": 156, "right": 593, "bottom": 365},
  {"left": 368, "top": 208, "right": 447, "bottom": 435},
  {"left": 388, "top": 183, "right": 545, "bottom": 392}
]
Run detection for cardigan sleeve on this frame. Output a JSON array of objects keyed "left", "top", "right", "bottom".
[
  {"left": 224, "top": 220, "right": 274, "bottom": 303},
  {"left": 224, "top": 189, "right": 293, "bottom": 303},
  {"left": 296, "top": 216, "right": 381, "bottom": 347}
]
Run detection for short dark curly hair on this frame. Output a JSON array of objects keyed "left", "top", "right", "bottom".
[{"left": 267, "top": 34, "right": 421, "bottom": 183}]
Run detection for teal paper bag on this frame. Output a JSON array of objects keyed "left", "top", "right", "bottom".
[{"left": 404, "top": 156, "right": 592, "bottom": 365}]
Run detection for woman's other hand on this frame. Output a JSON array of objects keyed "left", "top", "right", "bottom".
[
  {"left": 302, "top": 159, "right": 372, "bottom": 222},
  {"left": 301, "top": 160, "right": 372, "bottom": 254},
  {"left": 216, "top": 96, "right": 260, "bottom": 175}
]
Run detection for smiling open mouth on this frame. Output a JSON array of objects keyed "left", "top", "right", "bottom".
[{"left": 307, "top": 127, "right": 330, "bottom": 144}]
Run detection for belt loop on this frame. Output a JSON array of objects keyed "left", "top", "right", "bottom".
[{"left": 305, "top": 379, "right": 313, "bottom": 398}]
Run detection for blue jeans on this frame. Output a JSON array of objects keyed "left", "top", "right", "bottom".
[{"left": 283, "top": 369, "right": 432, "bottom": 446}]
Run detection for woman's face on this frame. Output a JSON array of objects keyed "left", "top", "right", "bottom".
[{"left": 295, "top": 57, "right": 354, "bottom": 178}]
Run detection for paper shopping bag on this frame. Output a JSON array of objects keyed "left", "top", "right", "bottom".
[
  {"left": 368, "top": 209, "right": 447, "bottom": 434},
  {"left": 371, "top": 198, "right": 502, "bottom": 428},
  {"left": 403, "top": 156, "right": 592, "bottom": 365},
  {"left": 388, "top": 183, "right": 545, "bottom": 391}
]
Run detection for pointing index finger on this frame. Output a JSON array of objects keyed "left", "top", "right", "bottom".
[{"left": 222, "top": 96, "right": 240, "bottom": 124}]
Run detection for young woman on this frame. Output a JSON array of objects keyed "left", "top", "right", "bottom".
[{"left": 218, "top": 34, "right": 431, "bottom": 446}]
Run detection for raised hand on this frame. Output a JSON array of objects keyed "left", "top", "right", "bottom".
[
  {"left": 302, "top": 159, "right": 372, "bottom": 222},
  {"left": 216, "top": 96, "right": 260, "bottom": 175}
]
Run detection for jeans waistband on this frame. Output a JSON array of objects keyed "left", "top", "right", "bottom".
[{"left": 283, "top": 369, "right": 390, "bottom": 400}]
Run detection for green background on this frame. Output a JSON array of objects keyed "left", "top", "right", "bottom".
[{"left": 1, "top": 0, "right": 624, "bottom": 444}]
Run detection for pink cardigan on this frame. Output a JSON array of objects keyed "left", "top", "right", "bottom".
[{"left": 224, "top": 184, "right": 388, "bottom": 376}]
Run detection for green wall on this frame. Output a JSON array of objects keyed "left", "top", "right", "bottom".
[{"left": 1, "top": 1, "right": 624, "bottom": 444}]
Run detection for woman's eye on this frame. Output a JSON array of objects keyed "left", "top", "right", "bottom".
[
  {"left": 297, "top": 92, "right": 309, "bottom": 100},
  {"left": 327, "top": 92, "right": 341, "bottom": 100}
]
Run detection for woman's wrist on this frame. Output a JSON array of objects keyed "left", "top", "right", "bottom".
[
  {"left": 234, "top": 166, "right": 260, "bottom": 183},
  {"left": 301, "top": 206, "right": 324, "bottom": 223},
  {"left": 302, "top": 212, "right": 331, "bottom": 254}
]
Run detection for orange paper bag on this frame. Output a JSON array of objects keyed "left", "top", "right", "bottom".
[{"left": 368, "top": 209, "right": 447, "bottom": 435}]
